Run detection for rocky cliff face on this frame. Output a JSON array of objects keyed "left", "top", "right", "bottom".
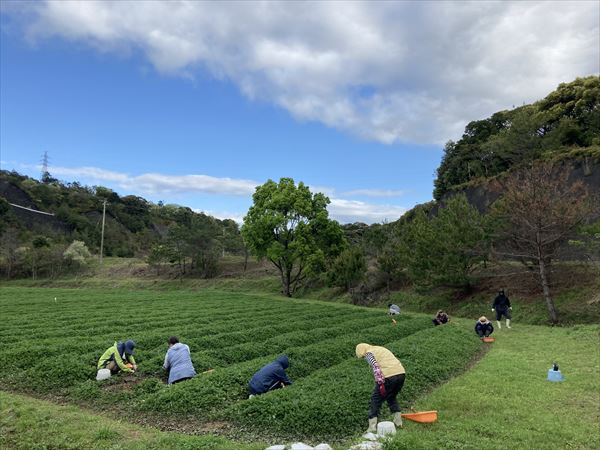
[
  {"left": 440, "top": 157, "right": 600, "bottom": 219},
  {"left": 0, "top": 179, "right": 72, "bottom": 234}
]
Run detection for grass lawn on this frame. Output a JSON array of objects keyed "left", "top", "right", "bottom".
[
  {"left": 383, "top": 323, "right": 600, "bottom": 450},
  {"left": 0, "top": 390, "right": 265, "bottom": 450}
]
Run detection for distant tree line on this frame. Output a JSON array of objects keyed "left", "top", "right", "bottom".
[{"left": 0, "top": 170, "right": 247, "bottom": 279}]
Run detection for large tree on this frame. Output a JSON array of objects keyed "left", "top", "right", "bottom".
[
  {"left": 387, "top": 195, "right": 487, "bottom": 290},
  {"left": 491, "top": 162, "right": 595, "bottom": 323},
  {"left": 242, "top": 178, "right": 345, "bottom": 297}
]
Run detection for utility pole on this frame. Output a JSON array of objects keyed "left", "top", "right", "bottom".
[{"left": 100, "top": 200, "right": 107, "bottom": 264}]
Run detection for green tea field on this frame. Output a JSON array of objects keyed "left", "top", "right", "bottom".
[{"left": 0, "top": 287, "right": 481, "bottom": 444}]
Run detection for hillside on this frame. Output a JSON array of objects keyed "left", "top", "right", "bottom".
[
  {"left": 0, "top": 170, "right": 246, "bottom": 279},
  {"left": 434, "top": 76, "right": 599, "bottom": 200},
  {"left": 437, "top": 147, "right": 600, "bottom": 217}
]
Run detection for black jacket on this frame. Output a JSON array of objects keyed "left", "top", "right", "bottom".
[{"left": 493, "top": 294, "right": 511, "bottom": 311}]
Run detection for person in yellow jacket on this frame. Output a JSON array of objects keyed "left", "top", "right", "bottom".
[
  {"left": 356, "top": 343, "right": 405, "bottom": 433},
  {"left": 97, "top": 340, "right": 137, "bottom": 374}
]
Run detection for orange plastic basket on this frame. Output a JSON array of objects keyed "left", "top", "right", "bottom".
[
  {"left": 482, "top": 337, "right": 495, "bottom": 343},
  {"left": 401, "top": 411, "right": 438, "bottom": 423}
]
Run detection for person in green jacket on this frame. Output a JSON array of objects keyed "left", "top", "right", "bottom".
[{"left": 97, "top": 340, "right": 137, "bottom": 374}]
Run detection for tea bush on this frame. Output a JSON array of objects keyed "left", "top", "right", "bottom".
[
  {"left": 0, "top": 287, "right": 476, "bottom": 442},
  {"left": 227, "top": 325, "right": 480, "bottom": 440}
]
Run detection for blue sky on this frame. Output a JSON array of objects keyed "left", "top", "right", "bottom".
[{"left": 1, "top": 1, "right": 598, "bottom": 223}]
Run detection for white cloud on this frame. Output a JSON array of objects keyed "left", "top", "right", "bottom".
[
  {"left": 340, "top": 189, "right": 406, "bottom": 198},
  {"left": 194, "top": 209, "right": 245, "bottom": 224},
  {"left": 30, "top": 163, "right": 406, "bottom": 223},
  {"left": 329, "top": 199, "right": 407, "bottom": 224},
  {"left": 6, "top": 1, "right": 598, "bottom": 144},
  {"left": 46, "top": 165, "right": 258, "bottom": 196}
]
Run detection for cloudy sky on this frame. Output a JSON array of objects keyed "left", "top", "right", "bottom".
[{"left": 1, "top": 1, "right": 598, "bottom": 223}]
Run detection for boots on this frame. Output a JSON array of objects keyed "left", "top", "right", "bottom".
[
  {"left": 496, "top": 320, "right": 502, "bottom": 329},
  {"left": 366, "top": 417, "right": 377, "bottom": 433},
  {"left": 506, "top": 319, "right": 511, "bottom": 329},
  {"left": 393, "top": 411, "right": 403, "bottom": 428}
]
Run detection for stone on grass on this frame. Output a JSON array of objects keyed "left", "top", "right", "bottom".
[
  {"left": 362, "top": 432, "right": 378, "bottom": 441},
  {"left": 265, "top": 446, "right": 286, "bottom": 450},
  {"left": 291, "top": 443, "right": 314, "bottom": 450},
  {"left": 314, "top": 444, "right": 333, "bottom": 450}
]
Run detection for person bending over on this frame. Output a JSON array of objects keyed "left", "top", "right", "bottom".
[
  {"left": 248, "top": 355, "right": 292, "bottom": 397},
  {"left": 356, "top": 343, "right": 406, "bottom": 433}
]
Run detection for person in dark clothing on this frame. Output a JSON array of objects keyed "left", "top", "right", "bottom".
[
  {"left": 432, "top": 310, "right": 449, "bottom": 326},
  {"left": 475, "top": 316, "right": 494, "bottom": 338},
  {"left": 248, "top": 355, "right": 292, "bottom": 396},
  {"left": 492, "top": 289, "right": 512, "bottom": 329}
]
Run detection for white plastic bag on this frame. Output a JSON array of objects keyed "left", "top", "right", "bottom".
[{"left": 96, "top": 368, "right": 111, "bottom": 381}]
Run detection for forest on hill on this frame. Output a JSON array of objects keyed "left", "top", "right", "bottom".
[
  {"left": 434, "top": 76, "right": 599, "bottom": 199},
  {"left": 1, "top": 77, "right": 599, "bottom": 323},
  {"left": 0, "top": 171, "right": 246, "bottom": 278}
]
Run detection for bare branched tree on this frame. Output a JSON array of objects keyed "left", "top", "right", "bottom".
[{"left": 491, "top": 162, "right": 594, "bottom": 324}]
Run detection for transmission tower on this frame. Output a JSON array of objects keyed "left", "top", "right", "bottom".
[
  {"left": 41, "top": 151, "right": 51, "bottom": 182},
  {"left": 42, "top": 152, "right": 52, "bottom": 183}
]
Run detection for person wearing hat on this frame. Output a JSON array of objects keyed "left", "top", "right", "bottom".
[
  {"left": 475, "top": 316, "right": 494, "bottom": 339},
  {"left": 163, "top": 336, "right": 196, "bottom": 384},
  {"left": 432, "top": 310, "right": 449, "bottom": 326},
  {"left": 492, "top": 289, "right": 512, "bottom": 329},
  {"left": 98, "top": 340, "right": 137, "bottom": 374},
  {"left": 356, "top": 343, "right": 405, "bottom": 433},
  {"left": 248, "top": 355, "right": 292, "bottom": 397}
]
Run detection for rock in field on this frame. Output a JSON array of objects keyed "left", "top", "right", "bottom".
[{"left": 291, "top": 443, "right": 314, "bottom": 450}]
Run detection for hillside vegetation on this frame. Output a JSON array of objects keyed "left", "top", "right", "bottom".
[
  {"left": 434, "top": 76, "right": 599, "bottom": 200},
  {"left": 2, "top": 77, "right": 599, "bottom": 325}
]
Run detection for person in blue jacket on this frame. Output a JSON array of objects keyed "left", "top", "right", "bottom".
[
  {"left": 163, "top": 336, "right": 197, "bottom": 384},
  {"left": 248, "top": 355, "right": 292, "bottom": 396},
  {"left": 475, "top": 316, "right": 494, "bottom": 339}
]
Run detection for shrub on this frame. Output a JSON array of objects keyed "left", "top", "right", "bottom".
[{"left": 227, "top": 325, "right": 480, "bottom": 440}]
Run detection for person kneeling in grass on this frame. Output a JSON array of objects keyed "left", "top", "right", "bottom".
[
  {"left": 475, "top": 316, "right": 494, "bottom": 339},
  {"left": 356, "top": 343, "right": 405, "bottom": 433},
  {"left": 248, "top": 355, "right": 292, "bottom": 397},
  {"left": 163, "top": 336, "right": 197, "bottom": 384},
  {"left": 432, "top": 310, "right": 449, "bottom": 326},
  {"left": 98, "top": 340, "right": 137, "bottom": 375},
  {"left": 388, "top": 304, "right": 401, "bottom": 315}
]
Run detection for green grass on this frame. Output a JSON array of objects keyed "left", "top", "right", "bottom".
[
  {"left": 0, "top": 390, "right": 265, "bottom": 450},
  {"left": 382, "top": 323, "right": 600, "bottom": 450},
  {"left": 389, "top": 276, "right": 600, "bottom": 326}
]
